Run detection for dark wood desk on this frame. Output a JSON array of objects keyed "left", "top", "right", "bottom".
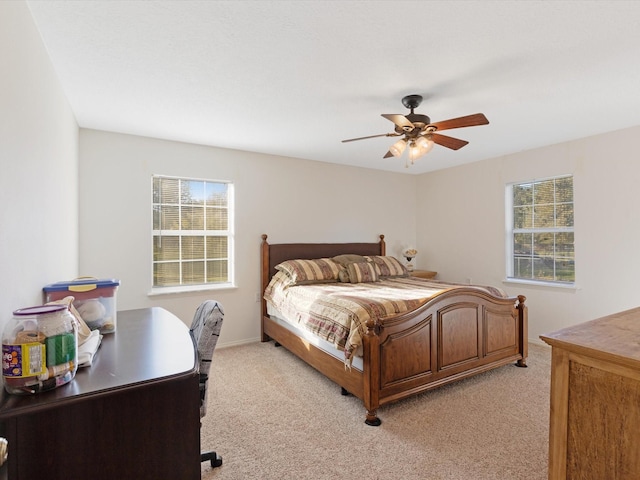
[{"left": 0, "top": 307, "right": 201, "bottom": 480}]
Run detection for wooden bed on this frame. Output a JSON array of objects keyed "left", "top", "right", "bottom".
[{"left": 260, "top": 234, "right": 528, "bottom": 426}]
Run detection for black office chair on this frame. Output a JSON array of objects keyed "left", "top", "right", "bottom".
[{"left": 190, "top": 300, "right": 224, "bottom": 469}]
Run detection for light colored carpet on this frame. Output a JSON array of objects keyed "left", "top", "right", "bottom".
[{"left": 200, "top": 342, "right": 550, "bottom": 480}]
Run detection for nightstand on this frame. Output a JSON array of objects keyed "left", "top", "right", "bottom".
[{"left": 410, "top": 270, "right": 437, "bottom": 279}]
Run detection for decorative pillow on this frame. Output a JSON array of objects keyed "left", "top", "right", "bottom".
[
  {"left": 333, "top": 254, "right": 371, "bottom": 283},
  {"left": 275, "top": 258, "right": 341, "bottom": 285},
  {"left": 332, "top": 254, "right": 367, "bottom": 267},
  {"left": 346, "top": 261, "right": 379, "bottom": 283},
  {"left": 338, "top": 268, "right": 351, "bottom": 283},
  {"left": 366, "top": 255, "right": 409, "bottom": 277}
]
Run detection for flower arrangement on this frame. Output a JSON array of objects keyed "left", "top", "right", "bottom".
[
  {"left": 403, "top": 248, "right": 418, "bottom": 261},
  {"left": 402, "top": 248, "right": 418, "bottom": 272}
]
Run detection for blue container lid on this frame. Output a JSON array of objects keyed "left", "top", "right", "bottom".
[{"left": 43, "top": 278, "right": 120, "bottom": 293}]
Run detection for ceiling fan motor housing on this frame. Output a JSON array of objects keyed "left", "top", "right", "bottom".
[
  {"left": 399, "top": 95, "right": 431, "bottom": 134},
  {"left": 406, "top": 113, "right": 431, "bottom": 128}
]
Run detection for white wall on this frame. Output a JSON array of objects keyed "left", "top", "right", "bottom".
[
  {"left": 78, "top": 129, "right": 417, "bottom": 346},
  {"left": 8, "top": 0, "right": 638, "bottom": 347},
  {"left": 0, "top": 2, "right": 78, "bottom": 333},
  {"left": 416, "top": 126, "right": 640, "bottom": 342}
]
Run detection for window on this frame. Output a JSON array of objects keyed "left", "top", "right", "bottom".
[
  {"left": 152, "top": 175, "right": 233, "bottom": 290},
  {"left": 506, "top": 175, "right": 574, "bottom": 285}
]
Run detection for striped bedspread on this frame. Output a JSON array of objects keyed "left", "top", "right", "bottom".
[{"left": 264, "top": 272, "right": 506, "bottom": 365}]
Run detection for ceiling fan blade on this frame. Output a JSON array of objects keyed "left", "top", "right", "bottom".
[
  {"left": 341, "top": 133, "right": 398, "bottom": 143},
  {"left": 429, "top": 113, "right": 489, "bottom": 131},
  {"left": 383, "top": 150, "right": 395, "bottom": 158},
  {"left": 381, "top": 114, "right": 414, "bottom": 131},
  {"left": 431, "top": 133, "right": 469, "bottom": 150}
]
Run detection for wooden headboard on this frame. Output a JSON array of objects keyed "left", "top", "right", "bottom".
[{"left": 260, "top": 234, "right": 386, "bottom": 319}]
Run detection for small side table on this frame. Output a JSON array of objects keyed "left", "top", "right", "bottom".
[{"left": 410, "top": 270, "right": 437, "bottom": 279}]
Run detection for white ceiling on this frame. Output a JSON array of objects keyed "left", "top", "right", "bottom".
[{"left": 26, "top": 0, "right": 640, "bottom": 174}]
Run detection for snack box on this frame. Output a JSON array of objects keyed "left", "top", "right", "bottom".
[{"left": 43, "top": 278, "right": 120, "bottom": 334}]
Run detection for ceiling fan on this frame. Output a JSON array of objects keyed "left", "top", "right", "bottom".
[{"left": 342, "top": 94, "right": 489, "bottom": 167}]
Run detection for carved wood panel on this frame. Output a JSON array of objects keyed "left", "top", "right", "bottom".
[
  {"left": 484, "top": 307, "right": 518, "bottom": 356},
  {"left": 438, "top": 303, "right": 480, "bottom": 370},
  {"left": 379, "top": 317, "right": 433, "bottom": 387}
]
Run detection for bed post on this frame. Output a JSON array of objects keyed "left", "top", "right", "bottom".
[
  {"left": 362, "top": 319, "right": 381, "bottom": 426},
  {"left": 379, "top": 234, "right": 385, "bottom": 256},
  {"left": 516, "top": 295, "right": 528, "bottom": 367},
  {"left": 260, "top": 234, "right": 270, "bottom": 342}
]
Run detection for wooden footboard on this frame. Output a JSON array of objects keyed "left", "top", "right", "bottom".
[
  {"left": 260, "top": 234, "right": 528, "bottom": 425},
  {"left": 361, "top": 289, "right": 527, "bottom": 425}
]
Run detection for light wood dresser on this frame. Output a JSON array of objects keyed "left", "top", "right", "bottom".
[{"left": 540, "top": 307, "right": 640, "bottom": 480}]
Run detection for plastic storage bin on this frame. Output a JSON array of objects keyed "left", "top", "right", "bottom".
[
  {"left": 43, "top": 278, "right": 120, "bottom": 334},
  {"left": 2, "top": 304, "right": 78, "bottom": 394}
]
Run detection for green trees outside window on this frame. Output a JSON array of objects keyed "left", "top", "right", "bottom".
[
  {"left": 509, "top": 176, "right": 574, "bottom": 283},
  {"left": 152, "top": 176, "right": 233, "bottom": 288}
]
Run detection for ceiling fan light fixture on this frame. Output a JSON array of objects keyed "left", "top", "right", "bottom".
[
  {"left": 408, "top": 140, "right": 421, "bottom": 164},
  {"left": 416, "top": 135, "right": 435, "bottom": 156},
  {"left": 389, "top": 138, "right": 407, "bottom": 157},
  {"left": 405, "top": 136, "right": 435, "bottom": 166}
]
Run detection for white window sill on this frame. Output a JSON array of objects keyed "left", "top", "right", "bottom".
[
  {"left": 502, "top": 277, "right": 579, "bottom": 292},
  {"left": 148, "top": 283, "right": 237, "bottom": 297}
]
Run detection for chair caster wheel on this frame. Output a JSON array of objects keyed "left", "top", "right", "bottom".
[{"left": 211, "top": 453, "right": 222, "bottom": 468}]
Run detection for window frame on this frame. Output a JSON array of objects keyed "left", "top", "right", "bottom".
[
  {"left": 505, "top": 174, "right": 575, "bottom": 288},
  {"left": 150, "top": 174, "right": 235, "bottom": 295}
]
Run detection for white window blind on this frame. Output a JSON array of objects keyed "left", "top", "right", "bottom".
[
  {"left": 506, "top": 175, "right": 574, "bottom": 284},
  {"left": 152, "top": 175, "right": 233, "bottom": 289}
]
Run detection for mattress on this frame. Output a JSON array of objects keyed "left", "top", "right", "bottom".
[{"left": 266, "top": 302, "right": 364, "bottom": 371}]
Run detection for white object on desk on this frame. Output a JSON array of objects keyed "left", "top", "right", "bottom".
[{"left": 77, "top": 330, "right": 103, "bottom": 367}]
